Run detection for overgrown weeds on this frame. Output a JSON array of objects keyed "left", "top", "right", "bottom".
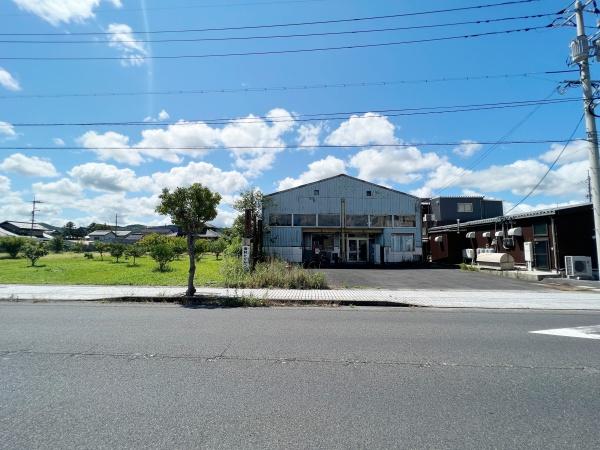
[{"left": 221, "top": 257, "right": 328, "bottom": 289}]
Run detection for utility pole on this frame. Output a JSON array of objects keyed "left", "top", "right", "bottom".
[
  {"left": 30, "top": 196, "right": 44, "bottom": 238},
  {"left": 588, "top": 170, "right": 593, "bottom": 202},
  {"left": 571, "top": 0, "right": 600, "bottom": 276}
]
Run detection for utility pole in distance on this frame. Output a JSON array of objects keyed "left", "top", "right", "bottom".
[
  {"left": 570, "top": 0, "right": 600, "bottom": 276},
  {"left": 30, "top": 196, "right": 44, "bottom": 238}
]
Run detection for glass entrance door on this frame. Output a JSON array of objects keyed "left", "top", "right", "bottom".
[{"left": 347, "top": 238, "right": 368, "bottom": 262}]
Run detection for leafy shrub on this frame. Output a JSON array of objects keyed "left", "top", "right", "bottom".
[
  {"left": 94, "top": 242, "right": 109, "bottom": 260},
  {"left": 125, "top": 243, "right": 145, "bottom": 266},
  {"left": 221, "top": 257, "right": 327, "bottom": 290},
  {"left": 209, "top": 238, "right": 227, "bottom": 260},
  {"left": 110, "top": 243, "right": 126, "bottom": 263},
  {"left": 194, "top": 239, "right": 209, "bottom": 262},
  {"left": 0, "top": 236, "right": 27, "bottom": 258},
  {"left": 84, "top": 252, "right": 94, "bottom": 259},
  {"left": 72, "top": 242, "right": 85, "bottom": 253},
  {"left": 147, "top": 237, "right": 177, "bottom": 272},
  {"left": 21, "top": 241, "right": 49, "bottom": 267},
  {"left": 459, "top": 262, "right": 479, "bottom": 272},
  {"left": 49, "top": 235, "right": 65, "bottom": 253}
]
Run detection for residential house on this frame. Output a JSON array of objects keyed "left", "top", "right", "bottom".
[
  {"left": 262, "top": 174, "right": 422, "bottom": 264},
  {"left": 87, "top": 230, "right": 132, "bottom": 243},
  {"left": 428, "top": 203, "right": 596, "bottom": 271}
]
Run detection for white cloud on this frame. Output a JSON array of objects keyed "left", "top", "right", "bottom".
[
  {"left": 78, "top": 108, "right": 295, "bottom": 173},
  {"left": 68, "top": 162, "right": 139, "bottom": 192},
  {"left": 12, "top": 0, "right": 121, "bottom": 26},
  {"left": 539, "top": 140, "right": 589, "bottom": 165},
  {"left": 0, "top": 68, "right": 21, "bottom": 91},
  {"left": 147, "top": 161, "right": 249, "bottom": 195},
  {"left": 453, "top": 140, "right": 483, "bottom": 158},
  {"left": 107, "top": 23, "right": 148, "bottom": 67},
  {"left": 53, "top": 138, "right": 65, "bottom": 146},
  {"left": 326, "top": 113, "right": 396, "bottom": 146},
  {"left": 297, "top": 123, "right": 323, "bottom": 149},
  {"left": 0, "top": 175, "right": 10, "bottom": 193},
  {"left": 221, "top": 108, "right": 295, "bottom": 176},
  {"left": 277, "top": 156, "right": 346, "bottom": 191},
  {"left": 77, "top": 130, "right": 143, "bottom": 166},
  {"left": 0, "top": 121, "right": 16, "bottom": 138},
  {"left": 135, "top": 121, "right": 221, "bottom": 163},
  {"left": 0, "top": 153, "right": 58, "bottom": 177},
  {"left": 158, "top": 110, "right": 170, "bottom": 121},
  {"left": 349, "top": 146, "right": 444, "bottom": 185},
  {"left": 419, "top": 157, "right": 589, "bottom": 199},
  {"left": 32, "top": 178, "right": 83, "bottom": 206}
]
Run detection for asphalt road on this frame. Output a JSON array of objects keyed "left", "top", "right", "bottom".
[
  {"left": 319, "top": 267, "right": 548, "bottom": 290},
  {"left": 1, "top": 302, "right": 599, "bottom": 449}
]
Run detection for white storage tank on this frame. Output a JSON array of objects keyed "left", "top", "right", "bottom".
[{"left": 477, "top": 253, "right": 515, "bottom": 271}]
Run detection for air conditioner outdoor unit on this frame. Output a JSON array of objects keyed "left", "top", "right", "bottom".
[{"left": 565, "top": 256, "right": 593, "bottom": 279}]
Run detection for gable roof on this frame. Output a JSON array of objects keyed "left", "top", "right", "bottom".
[
  {"left": 88, "top": 230, "right": 113, "bottom": 236},
  {"left": 265, "top": 174, "right": 419, "bottom": 200},
  {"left": 2, "top": 221, "right": 49, "bottom": 231}
]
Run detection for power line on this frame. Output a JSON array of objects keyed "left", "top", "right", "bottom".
[
  {"left": 434, "top": 87, "right": 561, "bottom": 194},
  {"left": 505, "top": 114, "right": 585, "bottom": 214},
  {"left": 0, "top": 139, "right": 587, "bottom": 152},
  {"left": 3, "top": 97, "right": 582, "bottom": 128},
  {"left": 0, "top": 0, "right": 544, "bottom": 35},
  {"left": 0, "top": 69, "right": 576, "bottom": 100},
  {"left": 0, "top": 13, "right": 557, "bottom": 44},
  {"left": 0, "top": 26, "right": 553, "bottom": 61}
]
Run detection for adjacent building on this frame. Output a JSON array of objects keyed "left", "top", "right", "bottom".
[
  {"left": 428, "top": 202, "right": 596, "bottom": 271},
  {"left": 262, "top": 174, "right": 422, "bottom": 264}
]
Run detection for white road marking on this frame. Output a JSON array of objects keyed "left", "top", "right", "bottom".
[{"left": 530, "top": 325, "right": 600, "bottom": 340}]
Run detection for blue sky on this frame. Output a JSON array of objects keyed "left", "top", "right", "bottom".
[{"left": 0, "top": 0, "right": 594, "bottom": 227}]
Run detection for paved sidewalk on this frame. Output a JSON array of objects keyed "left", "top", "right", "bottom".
[{"left": 1, "top": 284, "right": 600, "bottom": 310}]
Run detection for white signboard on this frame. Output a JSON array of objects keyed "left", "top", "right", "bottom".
[{"left": 242, "top": 245, "right": 251, "bottom": 271}]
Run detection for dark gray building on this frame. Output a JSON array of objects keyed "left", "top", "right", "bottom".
[{"left": 428, "top": 196, "right": 504, "bottom": 226}]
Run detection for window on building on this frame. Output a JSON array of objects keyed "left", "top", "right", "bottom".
[
  {"left": 457, "top": 203, "right": 474, "bottom": 213},
  {"left": 293, "top": 214, "right": 317, "bottom": 227},
  {"left": 318, "top": 213, "right": 340, "bottom": 227},
  {"left": 345, "top": 215, "right": 369, "bottom": 227},
  {"left": 393, "top": 215, "right": 416, "bottom": 227},
  {"left": 313, "top": 189, "right": 320, "bottom": 196},
  {"left": 370, "top": 215, "right": 393, "bottom": 227},
  {"left": 533, "top": 222, "right": 548, "bottom": 236},
  {"left": 269, "top": 214, "right": 292, "bottom": 226},
  {"left": 391, "top": 234, "right": 415, "bottom": 252},
  {"left": 366, "top": 190, "right": 372, "bottom": 197}
]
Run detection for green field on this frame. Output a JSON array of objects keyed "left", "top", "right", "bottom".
[{"left": 0, "top": 252, "right": 225, "bottom": 286}]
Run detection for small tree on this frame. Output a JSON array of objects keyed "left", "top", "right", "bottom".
[
  {"left": 148, "top": 239, "right": 176, "bottom": 272},
  {"left": 156, "top": 184, "right": 221, "bottom": 296},
  {"left": 194, "top": 239, "right": 209, "bottom": 262},
  {"left": 125, "top": 243, "right": 145, "bottom": 266},
  {"left": 21, "top": 241, "right": 49, "bottom": 267},
  {"left": 210, "top": 238, "right": 227, "bottom": 260},
  {"left": 95, "top": 242, "right": 108, "bottom": 260},
  {"left": 110, "top": 243, "right": 125, "bottom": 263},
  {"left": 0, "top": 236, "right": 27, "bottom": 258},
  {"left": 49, "top": 235, "right": 65, "bottom": 253},
  {"left": 171, "top": 236, "right": 187, "bottom": 259},
  {"left": 72, "top": 241, "right": 85, "bottom": 253}
]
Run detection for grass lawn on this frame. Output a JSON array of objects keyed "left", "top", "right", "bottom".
[{"left": 0, "top": 252, "right": 225, "bottom": 286}]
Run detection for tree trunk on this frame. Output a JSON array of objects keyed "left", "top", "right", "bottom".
[{"left": 186, "top": 234, "right": 197, "bottom": 297}]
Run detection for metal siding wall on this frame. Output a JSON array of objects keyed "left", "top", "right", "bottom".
[{"left": 263, "top": 227, "right": 302, "bottom": 248}]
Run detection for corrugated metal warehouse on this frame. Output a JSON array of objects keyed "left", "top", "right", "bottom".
[{"left": 262, "top": 174, "right": 422, "bottom": 265}]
